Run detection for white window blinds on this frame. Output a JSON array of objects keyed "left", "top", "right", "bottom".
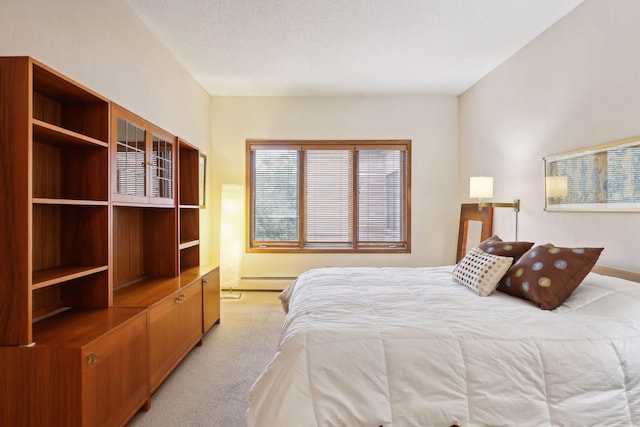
[
  {"left": 304, "top": 149, "right": 353, "bottom": 246},
  {"left": 249, "top": 140, "right": 410, "bottom": 252}
]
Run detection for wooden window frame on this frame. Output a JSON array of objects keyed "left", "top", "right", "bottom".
[{"left": 246, "top": 140, "right": 411, "bottom": 253}]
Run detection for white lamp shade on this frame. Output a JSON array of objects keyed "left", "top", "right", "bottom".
[
  {"left": 470, "top": 176, "right": 493, "bottom": 199},
  {"left": 546, "top": 176, "right": 568, "bottom": 198},
  {"left": 220, "top": 184, "right": 244, "bottom": 289}
]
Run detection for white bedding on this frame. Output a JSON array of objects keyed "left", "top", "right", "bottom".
[{"left": 247, "top": 266, "right": 640, "bottom": 427}]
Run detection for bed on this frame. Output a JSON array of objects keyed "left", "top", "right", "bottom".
[{"left": 247, "top": 264, "right": 640, "bottom": 426}]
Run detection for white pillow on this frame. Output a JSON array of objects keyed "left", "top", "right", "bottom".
[{"left": 453, "top": 247, "right": 513, "bottom": 296}]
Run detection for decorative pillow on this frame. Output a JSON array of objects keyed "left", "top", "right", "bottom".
[
  {"left": 478, "top": 235, "right": 534, "bottom": 262},
  {"left": 497, "top": 244, "right": 604, "bottom": 310},
  {"left": 453, "top": 247, "right": 513, "bottom": 297}
]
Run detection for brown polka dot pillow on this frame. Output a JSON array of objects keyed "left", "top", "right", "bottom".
[
  {"left": 497, "top": 244, "right": 604, "bottom": 310},
  {"left": 477, "top": 235, "right": 534, "bottom": 262},
  {"left": 453, "top": 247, "right": 514, "bottom": 296}
]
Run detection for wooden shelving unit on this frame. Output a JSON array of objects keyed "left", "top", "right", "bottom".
[{"left": 0, "top": 56, "right": 219, "bottom": 425}]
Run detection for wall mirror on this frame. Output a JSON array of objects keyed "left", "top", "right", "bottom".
[
  {"left": 456, "top": 203, "right": 493, "bottom": 262},
  {"left": 544, "top": 136, "right": 640, "bottom": 212}
]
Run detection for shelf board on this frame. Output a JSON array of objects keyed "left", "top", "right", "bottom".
[
  {"left": 179, "top": 240, "right": 200, "bottom": 250},
  {"left": 33, "top": 198, "right": 108, "bottom": 206},
  {"left": 33, "top": 119, "right": 108, "bottom": 148},
  {"left": 32, "top": 265, "right": 109, "bottom": 290},
  {"left": 179, "top": 204, "right": 200, "bottom": 210}
]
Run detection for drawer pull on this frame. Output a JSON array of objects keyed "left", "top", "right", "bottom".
[
  {"left": 87, "top": 352, "right": 99, "bottom": 365},
  {"left": 175, "top": 294, "right": 186, "bottom": 303},
  {"left": 203, "top": 279, "right": 208, "bottom": 286}
]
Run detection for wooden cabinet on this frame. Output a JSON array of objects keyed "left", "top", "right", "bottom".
[
  {"left": 0, "top": 308, "right": 148, "bottom": 426},
  {"left": 0, "top": 56, "right": 110, "bottom": 346},
  {"left": 113, "top": 274, "right": 207, "bottom": 393},
  {"left": 0, "top": 56, "right": 217, "bottom": 424},
  {"left": 203, "top": 268, "right": 221, "bottom": 334},
  {"left": 148, "top": 279, "right": 203, "bottom": 392},
  {"left": 111, "top": 104, "right": 175, "bottom": 206}
]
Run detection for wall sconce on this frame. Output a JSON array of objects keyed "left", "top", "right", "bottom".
[{"left": 469, "top": 176, "right": 521, "bottom": 239}]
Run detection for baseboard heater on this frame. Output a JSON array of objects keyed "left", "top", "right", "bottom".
[{"left": 228, "top": 276, "right": 298, "bottom": 291}]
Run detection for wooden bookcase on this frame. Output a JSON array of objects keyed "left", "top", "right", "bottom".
[
  {"left": 0, "top": 56, "right": 150, "bottom": 426},
  {"left": 0, "top": 56, "right": 220, "bottom": 425},
  {"left": 0, "top": 57, "right": 111, "bottom": 346}
]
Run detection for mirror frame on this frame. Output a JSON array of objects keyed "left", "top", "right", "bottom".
[{"left": 456, "top": 203, "right": 493, "bottom": 262}]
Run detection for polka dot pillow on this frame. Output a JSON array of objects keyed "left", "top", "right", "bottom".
[
  {"left": 497, "top": 244, "right": 604, "bottom": 310},
  {"left": 453, "top": 247, "right": 514, "bottom": 296},
  {"left": 478, "top": 235, "right": 534, "bottom": 263}
]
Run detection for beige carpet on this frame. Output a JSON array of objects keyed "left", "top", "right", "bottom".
[{"left": 129, "top": 291, "right": 285, "bottom": 427}]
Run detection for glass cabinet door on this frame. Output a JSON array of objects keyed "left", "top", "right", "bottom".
[
  {"left": 151, "top": 134, "right": 173, "bottom": 200},
  {"left": 116, "top": 118, "right": 147, "bottom": 197},
  {"left": 111, "top": 104, "right": 175, "bottom": 205}
]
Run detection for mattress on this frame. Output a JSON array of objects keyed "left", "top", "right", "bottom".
[{"left": 247, "top": 266, "right": 640, "bottom": 426}]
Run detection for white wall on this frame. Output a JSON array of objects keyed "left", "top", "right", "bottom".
[
  {"left": 459, "top": 0, "right": 640, "bottom": 270},
  {"left": 0, "top": 0, "right": 214, "bottom": 265},
  {"left": 211, "top": 96, "right": 459, "bottom": 289}
]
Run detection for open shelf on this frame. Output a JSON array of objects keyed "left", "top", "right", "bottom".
[
  {"left": 179, "top": 245, "right": 200, "bottom": 271},
  {"left": 32, "top": 205, "right": 108, "bottom": 278},
  {"left": 113, "top": 206, "right": 178, "bottom": 288},
  {"left": 32, "top": 265, "right": 109, "bottom": 290},
  {"left": 32, "top": 62, "right": 108, "bottom": 142},
  {"left": 33, "top": 119, "right": 108, "bottom": 148},
  {"left": 178, "top": 140, "right": 199, "bottom": 206},
  {"left": 32, "top": 138, "right": 108, "bottom": 201}
]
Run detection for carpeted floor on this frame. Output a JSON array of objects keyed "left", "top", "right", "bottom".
[{"left": 129, "top": 291, "right": 285, "bottom": 427}]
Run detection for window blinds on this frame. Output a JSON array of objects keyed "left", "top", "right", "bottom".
[{"left": 249, "top": 141, "right": 409, "bottom": 251}]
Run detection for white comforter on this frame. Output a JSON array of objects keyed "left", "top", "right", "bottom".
[{"left": 247, "top": 266, "right": 640, "bottom": 427}]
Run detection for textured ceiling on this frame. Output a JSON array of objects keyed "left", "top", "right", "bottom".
[{"left": 124, "top": 0, "right": 583, "bottom": 96}]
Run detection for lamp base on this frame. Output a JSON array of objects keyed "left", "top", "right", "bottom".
[{"left": 220, "top": 289, "right": 242, "bottom": 299}]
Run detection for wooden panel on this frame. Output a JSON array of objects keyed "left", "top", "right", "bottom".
[
  {"left": 60, "top": 205, "right": 109, "bottom": 267},
  {"left": 180, "top": 207, "right": 199, "bottom": 243},
  {"left": 148, "top": 281, "right": 202, "bottom": 393},
  {"left": 148, "top": 291, "right": 182, "bottom": 392},
  {"left": 113, "top": 276, "right": 181, "bottom": 307},
  {"left": 32, "top": 141, "right": 62, "bottom": 199},
  {"left": 143, "top": 208, "right": 178, "bottom": 278},
  {"left": 456, "top": 203, "right": 494, "bottom": 262},
  {"left": 202, "top": 268, "right": 220, "bottom": 334},
  {"left": 180, "top": 244, "right": 200, "bottom": 271},
  {"left": 32, "top": 286, "right": 63, "bottom": 320},
  {"left": 0, "top": 346, "right": 82, "bottom": 426},
  {"left": 0, "top": 57, "right": 32, "bottom": 345},
  {"left": 0, "top": 309, "right": 146, "bottom": 426},
  {"left": 33, "top": 205, "right": 108, "bottom": 273},
  {"left": 32, "top": 61, "right": 109, "bottom": 142},
  {"left": 82, "top": 311, "right": 148, "bottom": 427},
  {"left": 179, "top": 279, "right": 203, "bottom": 350},
  {"left": 61, "top": 271, "right": 110, "bottom": 309},
  {"left": 592, "top": 265, "right": 640, "bottom": 284},
  {"left": 178, "top": 139, "right": 200, "bottom": 206},
  {"left": 32, "top": 204, "right": 62, "bottom": 272},
  {"left": 32, "top": 141, "right": 107, "bottom": 200},
  {"left": 113, "top": 207, "right": 145, "bottom": 287}
]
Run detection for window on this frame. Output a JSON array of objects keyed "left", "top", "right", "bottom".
[{"left": 248, "top": 140, "right": 411, "bottom": 252}]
